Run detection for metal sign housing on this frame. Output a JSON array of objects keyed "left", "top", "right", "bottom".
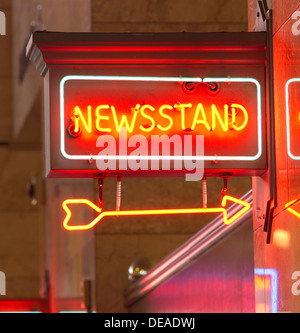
[{"left": 27, "top": 31, "right": 267, "bottom": 178}]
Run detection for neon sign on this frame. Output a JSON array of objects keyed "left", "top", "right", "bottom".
[
  {"left": 62, "top": 195, "right": 251, "bottom": 231},
  {"left": 71, "top": 103, "right": 249, "bottom": 134},
  {"left": 60, "top": 76, "right": 263, "bottom": 164},
  {"left": 286, "top": 78, "right": 300, "bottom": 160},
  {"left": 27, "top": 31, "right": 267, "bottom": 177}
]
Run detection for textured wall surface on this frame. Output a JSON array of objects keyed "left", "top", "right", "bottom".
[
  {"left": 0, "top": 0, "right": 12, "bottom": 142},
  {"left": 92, "top": 0, "right": 248, "bottom": 32},
  {"left": 0, "top": 0, "right": 91, "bottom": 305},
  {"left": 0, "top": 0, "right": 43, "bottom": 299}
]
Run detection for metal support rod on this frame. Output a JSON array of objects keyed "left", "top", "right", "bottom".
[
  {"left": 221, "top": 177, "right": 228, "bottom": 199},
  {"left": 266, "top": 9, "right": 277, "bottom": 208},
  {"left": 257, "top": 1, "right": 277, "bottom": 244},
  {"left": 116, "top": 176, "right": 122, "bottom": 211},
  {"left": 202, "top": 176, "right": 207, "bottom": 208},
  {"left": 219, "top": 172, "right": 231, "bottom": 201},
  {"left": 83, "top": 279, "right": 93, "bottom": 313},
  {"left": 97, "top": 178, "right": 104, "bottom": 209}
]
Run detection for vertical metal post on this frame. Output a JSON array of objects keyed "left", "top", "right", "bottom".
[
  {"left": 97, "top": 178, "right": 104, "bottom": 208},
  {"left": 257, "top": 0, "right": 277, "bottom": 243},
  {"left": 83, "top": 279, "right": 93, "bottom": 313},
  {"left": 221, "top": 177, "right": 228, "bottom": 199},
  {"left": 266, "top": 10, "right": 277, "bottom": 208},
  {"left": 202, "top": 176, "right": 207, "bottom": 208},
  {"left": 116, "top": 175, "right": 122, "bottom": 211}
]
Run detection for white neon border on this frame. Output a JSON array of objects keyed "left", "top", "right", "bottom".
[
  {"left": 286, "top": 78, "right": 300, "bottom": 160},
  {"left": 59, "top": 75, "right": 262, "bottom": 161},
  {"left": 254, "top": 268, "right": 278, "bottom": 313}
]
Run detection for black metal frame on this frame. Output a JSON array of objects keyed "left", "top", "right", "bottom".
[{"left": 258, "top": 0, "right": 277, "bottom": 244}]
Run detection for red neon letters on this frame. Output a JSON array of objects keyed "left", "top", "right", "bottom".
[{"left": 71, "top": 103, "right": 249, "bottom": 135}]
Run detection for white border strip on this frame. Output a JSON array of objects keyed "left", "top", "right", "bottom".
[
  {"left": 59, "top": 75, "right": 262, "bottom": 161},
  {"left": 286, "top": 78, "right": 300, "bottom": 160}
]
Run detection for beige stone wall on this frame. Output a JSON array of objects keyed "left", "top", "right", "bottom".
[
  {"left": 0, "top": 0, "right": 92, "bottom": 304},
  {"left": 91, "top": 0, "right": 250, "bottom": 313},
  {"left": 0, "top": 1, "right": 42, "bottom": 299},
  {"left": 0, "top": 0, "right": 12, "bottom": 142},
  {"left": 92, "top": 0, "right": 248, "bottom": 32},
  {"left": 13, "top": 0, "right": 91, "bottom": 138}
]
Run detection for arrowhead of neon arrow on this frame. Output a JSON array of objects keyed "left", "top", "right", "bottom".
[
  {"left": 221, "top": 195, "right": 251, "bottom": 225},
  {"left": 62, "top": 199, "right": 103, "bottom": 231},
  {"left": 285, "top": 199, "right": 300, "bottom": 219}
]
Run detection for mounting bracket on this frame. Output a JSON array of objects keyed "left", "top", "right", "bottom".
[{"left": 256, "top": 0, "right": 277, "bottom": 244}]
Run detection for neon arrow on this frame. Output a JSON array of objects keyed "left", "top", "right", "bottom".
[
  {"left": 285, "top": 198, "right": 300, "bottom": 219},
  {"left": 62, "top": 195, "right": 251, "bottom": 231}
]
